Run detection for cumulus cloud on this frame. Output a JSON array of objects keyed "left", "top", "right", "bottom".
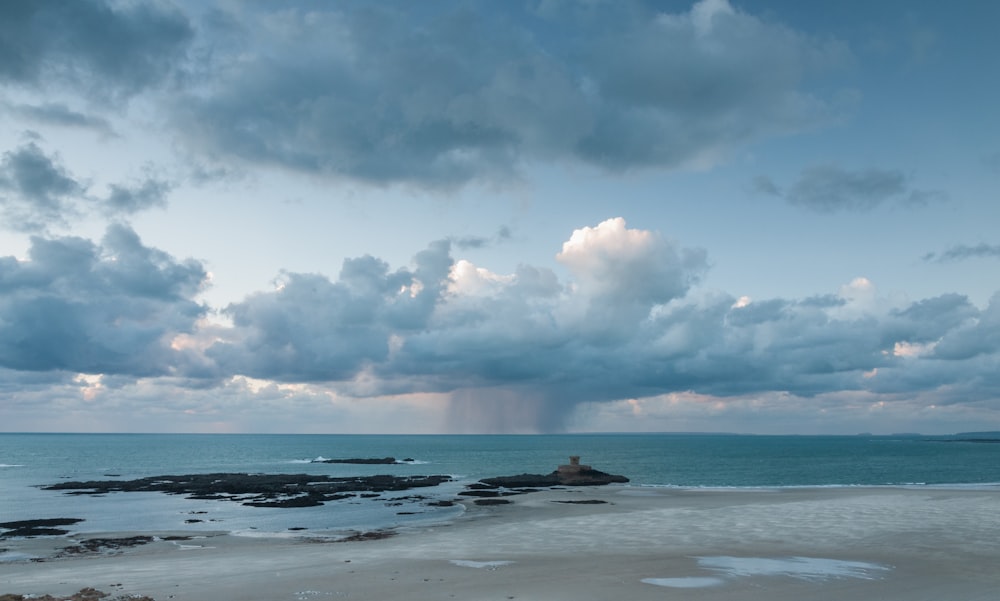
[
  {"left": 201, "top": 218, "right": 709, "bottom": 428},
  {"left": 198, "top": 217, "right": 1000, "bottom": 431},
  {"left": 0, "top": 224, "right": 209, "bottom": 377},
  {"left": 208, "top": 241, "right": 454, "bottom": 382},
  {"left": 0, "top": 141, "right": 84, "bottom": 231},
  {"left": 0, "top": 141, "right": 171, "bottom": 231},
  {"left": 2, "top": 217, "right": 999, "bottom": 432},
  {"left": 0, "top": 0, "right": 193, "bottom": 97},
  {"left": 167, "top": 0, "right": 850, "bottom": 187},
  {"left": 757, "top": 164, "right": 946, "bottom": 212},
  {"left": 923, "top": 243, "right": 1000, "bottom": 263}
]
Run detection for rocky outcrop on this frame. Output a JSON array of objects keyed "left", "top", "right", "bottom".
[
  {"left": 43, "top": 473, "right": 453, "bottom": 508},
  {"left": 471, "top": 456, "right": 628, "bottom": 494},
  {"left": 479, "top": 468, "right": 628, "bottom": 488},
  {"left": 0, "top": 518, "right": 84, "bottom": 538}
]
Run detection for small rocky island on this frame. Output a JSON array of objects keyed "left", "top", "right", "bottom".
[
  {"left": 460, "top": 456, "right": 628, "bottom": 503},
  {"left": 481, "top": 456, "right": 629, "bottom": 488}
]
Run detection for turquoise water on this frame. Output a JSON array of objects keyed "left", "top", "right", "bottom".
[{"left": 2, "top": 433, "right": 998, "bottom": 537}]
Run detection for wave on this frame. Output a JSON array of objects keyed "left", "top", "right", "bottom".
[
  {"left": 286, "top": 457, "right": 431, "bottom": 465},
  {"left": 0, "top": 464, "right": 25, "bottom": 468},
  {"left": 287, "top": 456, "right": 332, "bottom": 464}
]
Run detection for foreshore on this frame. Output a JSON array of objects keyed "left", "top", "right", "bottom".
[{"left": 3, "top": 485, "right": 999, "bottom": 600}]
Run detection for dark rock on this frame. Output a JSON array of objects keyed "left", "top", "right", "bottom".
[
  {"left": 551, "top": 499, "right": 609, "bottom": 504},
  {"left": 0, "top": 518, "right": 84, "bottom": 538},
  {"left": 474, "top": 499, "right": 511, "bottom": 506},
  {"left": 59, "top": 536, "right": 154, "bottom": 556},
  {"left": 338, "top": 530, "right": 396, "bottom": 542},
  {"left": 479, "top": 468, "right": 628, "bottom": 488},
  {"left": 465, "top": 457, "right": 628, "bottom": 499},
  {"left": 425, "top": 500, "right": 455, "bottom": 507},
  {"left": 458, "top": 490, "right": 502, "bottom": 498},
  {"left": 0, "top": 587, "right": 133, "bottom": 601},
  {"left": 243, "top": 492, "right": 349, "bottom": 508},
  {"left": 43, "top": 473, "right": 454, "bottom": 509}
]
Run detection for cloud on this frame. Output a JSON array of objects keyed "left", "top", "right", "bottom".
[
  {"left": 0, "top": 224, "right": 209, "bottom": 377},
  {"left": 2, "top": 217, "right": 999, "bottom": 432},
  {"left": 0, "top": 142, "right": 84, "bottom": 231},
  {"left": 207, "top": 241, "right": 454, "bottom": 382},
  {"left": 102, "top": 177, "right": 171, "bottom": 215},
  {"left": 6, "top": 102, "right": 115, "bottom": 134},
  {"left": 758, "top": 164, "right": 946, "bottom": 212},
  {"left": 199, "top": 216, "right": 1000, "bottom": 431},
  {"left": 923, "top": 243, "right": 1000, "bottom": 263},
  {"left": 451, "top": 225, "right": 513, "bottom": 250},
  {"left": 0, "top": 141, "right": 171, "bottom": 231},
  {"left": 0, "top": 0, "right": 193, "bottom": 98},
  {"left": 555, "top": 217, "right": 708, "bottom": 334},
  {"left": 169, "top": 0, "right": 850, "bottom": 187}
]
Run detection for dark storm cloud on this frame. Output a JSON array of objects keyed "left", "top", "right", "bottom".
[
  {"left": 171, "top": 0, "right": 850, "bottom": 187},
  {"left": 923, "top": 243, "right": 1000, "bottom": 263},
  {"left": 0, "top": 142, "right": 84, "bottom": 231},
  {"left": 0, "top": 224, "right": 209, "bottom": 376},
  {"left": 0, "top": 0, "right": 193, "bottom": 96},
  {"left": 0, "top": 141, "right": 172, "bottom": 230},
  {"left": 758, "top": 165, "right": 946, "bottom": 212}
]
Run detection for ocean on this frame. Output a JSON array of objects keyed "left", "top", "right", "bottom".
[{"left": 2, "top": 433, "right": 999, "bottom": 542}]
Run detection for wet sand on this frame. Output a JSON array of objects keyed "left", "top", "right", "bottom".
[{"left": 3, "top": 486, "right": 999, "bottom": 600}]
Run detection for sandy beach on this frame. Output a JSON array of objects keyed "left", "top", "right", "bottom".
[{"left": 3, "top": 485, "right": 999, "bottom": 600}]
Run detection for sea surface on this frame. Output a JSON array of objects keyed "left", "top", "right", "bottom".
[{"left": 2, "top": 433, "right": 999, "bottom": 543}]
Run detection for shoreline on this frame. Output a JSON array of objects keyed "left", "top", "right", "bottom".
[{"left": 3, "top": 486, "right": 1000, "bottom": 600}]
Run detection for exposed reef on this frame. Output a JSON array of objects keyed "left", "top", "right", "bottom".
[
  {"left": 1, "top": 518, "right": 84, "bottom": 538},
  {"left": 42, "top": 473, "right": 453, "bottom": 508},
  {"left": 0, "top": 587, "right": 154, "bottom": 601}
]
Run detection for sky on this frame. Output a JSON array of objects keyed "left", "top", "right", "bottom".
[{"left": 1, "top": 0, "right": 999, "bottom": 435}]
